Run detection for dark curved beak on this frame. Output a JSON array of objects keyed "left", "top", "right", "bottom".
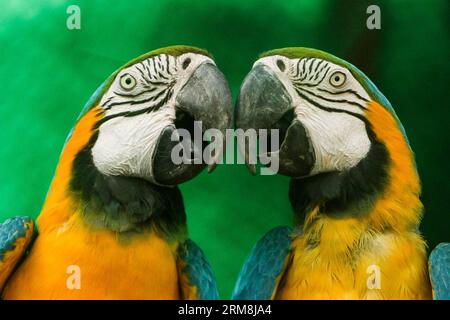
[
  {"left": 235, "top": 64, "right": 314, "bottom": 177},
  {"left": 152, "top": 62, "right": 233, "bottom": 185}
]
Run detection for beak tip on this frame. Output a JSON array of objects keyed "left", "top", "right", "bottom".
[
  {"left": 247, "top": 164, "right": 257, "bottom": 175},
  {"left": 207, "top": 163, "right": 218, "bottom": 173}
]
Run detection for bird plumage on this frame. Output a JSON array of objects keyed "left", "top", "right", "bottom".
[
  {"left": 234, "top": 47, "right": 447, "bottom": 300},
  {"left": 0, "top": 45, "right": 231, "bottom": 299}
]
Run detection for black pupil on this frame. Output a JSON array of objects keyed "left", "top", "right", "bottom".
[
  {"left": 182, "top": 58, "right": 191, "bottom": 69},
  {"left": 276, "top": 59, "right": 285, "bottom": 72},
  {"left": 125, "top": 77, "right": 132, "bottom": 85},
  {"left": 335, "top": 76, "right": 340, "bottom": 82}
]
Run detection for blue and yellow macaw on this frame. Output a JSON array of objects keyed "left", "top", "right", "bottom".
[
  {"left": 233, "top": 47, "right": 449, "bottom": 300},
  {"left": 0, "top": 45, "right": 232, "bottom": 299}
]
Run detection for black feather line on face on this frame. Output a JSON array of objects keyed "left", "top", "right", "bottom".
[
  {"left": 98, "top": 79, "right": 175, "bottom": 127},
  {"left": 294, "top": 88, "right": 368, "bottom": 124},
  {"left": 69, "top": 132, "right": 187, "bottom": 239},
  {"left": 308, "top": 58, "right": 314, "bottom": 74},
  {"left": 94, "top": 96, "right": 168, "bottom": 129},
  {"left": 300, "top": 62, "right": 309, "bottom": 81},
  {"left": 164, "top": 54, "right": 170, "bottom": 73},
  {"left": 112, "top": 87, "right": 157, "bottom": 98},
  {"left": 295, "top": 61, "right": 301, "bottom": 78},
  {"left": 317, "top": 87, "right": 369, "bottom": 102},
  {"left": 296, "top": 86, "right": 367, "bottom": 110},
  {"left": 293, "top": 65, "right": 330, "bottom": 87},
  {"left": 312, "top": 62, "right": 325, "bottom": 81},
  {"left": 104, "top": 82, "right": 170, "bottom": 109},
  {"left": 136, "top": 64, "right": 148, "bottom": 81},
  {"left": 314, "top": 59, "right": 324, "bottom": 73}
]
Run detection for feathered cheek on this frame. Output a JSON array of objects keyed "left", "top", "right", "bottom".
[
  {"left": 91, "top": 108, "right": 175, "bottom": 181},
  {"left": 295, "top": 106, "right": 371, "bottom": 174}
]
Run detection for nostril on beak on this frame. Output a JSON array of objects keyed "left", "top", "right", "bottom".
[
  {"left": 276, "top": 59, "right": 286, "bottom": 72},
  {"left": 182, "top": 58, "right": 191, "bottom": 70}
]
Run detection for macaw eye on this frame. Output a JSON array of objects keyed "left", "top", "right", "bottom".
[
  {"left": 119, "top": 73, "right": 137, "bottom": 90},
  {"left": 329, "top": 71, "right": 346, "bottom": 87}
]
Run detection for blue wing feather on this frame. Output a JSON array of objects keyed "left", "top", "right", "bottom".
[
  {"left": 0, "top": 216, "right": 33, "bottom": 261},
  {"left": 429, "top": 242, "right": 450, "bottom": 300},
  {"left": 179, "top": 239, "right": 219, "bottom": 300},
  {"left": 0, "top": 216, "right": 35, "bottom": 290},
  {"left": 232, "top": 226, "right": 293, "bottom": 300}
]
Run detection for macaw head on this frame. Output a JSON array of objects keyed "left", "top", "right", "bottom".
[
  {"left": 41, "top": 46, "right": 232, "bottom": 233},
  {"left": 70, "top": 45, "right": 231, "bottom": 185},
  {"left": 236, "top": 47, "right": 420, "bottom": 226}
]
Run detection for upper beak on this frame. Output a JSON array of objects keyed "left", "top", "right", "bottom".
[
  {"left": 152, "top": 62, "right": 233, "bottom": 185},
  {"left": 235, "top": 64, "right": 315, "bottom": 177}
]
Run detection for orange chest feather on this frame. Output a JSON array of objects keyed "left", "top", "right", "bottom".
[{"left": 3, "top": 215, "right": 180, "bottom": 300}]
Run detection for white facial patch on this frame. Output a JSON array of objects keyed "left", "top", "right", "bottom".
[
  {"left": 92, "top": 108, "right": 174, "bottom": 181},
  {"left": 92, "top": 53, "right": 213, "bottom": 182},
  {"left": 255, "top": 55, "right": 372, "bottom": 174},
  {"left": 295, "top": 102, "right": 371, "bottom": 174}
]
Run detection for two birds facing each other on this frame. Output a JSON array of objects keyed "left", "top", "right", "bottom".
[{"left": 0, "top": 45, "right": 448, "bottom": 300}]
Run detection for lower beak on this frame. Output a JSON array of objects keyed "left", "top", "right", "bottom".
[
  {"left": 236, "top": 64, "right": 315, "bottom": 177},
  {"left": 152, "top": 63, "right": 233, "bottom": 185}
]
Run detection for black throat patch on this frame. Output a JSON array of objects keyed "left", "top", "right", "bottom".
[
  {"left": 69, "top": 133, "right": 187, "bottom": 240},
  {"left": 289, "top": 125, "right": 390, "bottom": 223}
]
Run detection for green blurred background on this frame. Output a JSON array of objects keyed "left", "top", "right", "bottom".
[{"left": 0, "top": 0, "right": 449, "bottom": 298}]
